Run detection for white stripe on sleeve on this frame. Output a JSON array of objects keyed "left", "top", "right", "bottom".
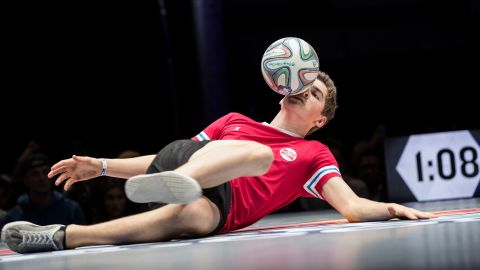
[
  {"left": 195, "top": 131, "right": 211, "bottom": 141},
  {"left": 303, "top": 165, "right": 340, "bottom": 199}
]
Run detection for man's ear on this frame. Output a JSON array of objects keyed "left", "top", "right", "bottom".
[{"left": 314, "top": 116, "right": 327, "bottom": 129}]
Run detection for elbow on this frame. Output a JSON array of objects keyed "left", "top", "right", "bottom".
[
  {"left": 344, "top": 214, "right": 363, "bottom": 223},
  {"left": 339, "top": 202, "right": 364, "bottom": 223}
]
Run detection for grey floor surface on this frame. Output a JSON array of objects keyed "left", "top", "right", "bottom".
[{"left": 1, "top": 198, "right": 479, "bottom": 270}]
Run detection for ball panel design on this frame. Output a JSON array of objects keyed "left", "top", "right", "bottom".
[{"left": 261, "top": 37, "right": 319, "bottom": 96}]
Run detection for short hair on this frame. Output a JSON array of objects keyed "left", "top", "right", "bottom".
[
  {"left": 306, "top": 71, "right": 338, "bottom": 136},
  {"left": 317, "top": 71, "right": 337, "bottom": 122},
  {"left": 14, "top": 153, "right": 50, "bottom": 180}
]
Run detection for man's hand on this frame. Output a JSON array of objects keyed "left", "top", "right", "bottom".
[
  {"left": 48, "top": 155, "right": 102, "bottom": 190},
  {"left": 322, "top": 177, "right": 439, "bottom": 222},
  {"left": 387, "top": 203, "right": 438, "bottom": 220}
]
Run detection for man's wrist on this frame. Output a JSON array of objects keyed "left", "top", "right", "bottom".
[
  {"left": 386, "top": 203, "right": 397, "bottom": 218},
  {"left": 100, "top": 158, "right": 107, "bottom": 176}
]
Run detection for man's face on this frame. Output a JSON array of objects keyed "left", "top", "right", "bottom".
[
  {"left": 104, "top": 186, "right": 127, "bottom": 219},
  {"left": 280, "top": 78, "right": 328, "bottom": 125},
  {"left": 24, "top": 165, "right": 52, "bottom": 193}
]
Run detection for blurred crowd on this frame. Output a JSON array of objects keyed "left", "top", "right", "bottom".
[
  {"left": 0, "top": 145, "right": 149, "bottom": 229},
  {"left": 0, "top": 126, "right": 388, "bottom": 229}
]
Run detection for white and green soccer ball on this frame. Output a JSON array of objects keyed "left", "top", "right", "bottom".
[{"left": 261, "top": 37, "right": 319, "bottom": 96}]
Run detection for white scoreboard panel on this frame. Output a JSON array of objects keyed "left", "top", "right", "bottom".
[{"left": 384, "top": 130, "right": 480, "bottom": 202}]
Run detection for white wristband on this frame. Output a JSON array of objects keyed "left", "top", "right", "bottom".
[{"left": 100, "top": 158, "right": 107, "bottom": 176}]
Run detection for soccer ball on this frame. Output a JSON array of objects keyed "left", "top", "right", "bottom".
[{"left": 261, "top": 37, "right": 319, "bottom": 96}]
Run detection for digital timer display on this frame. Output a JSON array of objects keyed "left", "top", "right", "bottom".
[
  {"left": 384, "top": 130, "right": 480, "bottom": 202},
  {"left": 415, "top": 147, "right": 478, "bottom": 182}
]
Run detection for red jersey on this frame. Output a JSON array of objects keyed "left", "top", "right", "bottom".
[{"left": 192, "top": 113, "right": 341, "bottom": 233}]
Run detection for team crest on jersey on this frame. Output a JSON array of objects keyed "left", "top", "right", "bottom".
[{"left": 280, "top": 148, "right": 297, "bottom": 161}]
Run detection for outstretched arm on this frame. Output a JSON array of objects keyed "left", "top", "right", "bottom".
[
  {"left": 48, "top": 155, "right": 156, "bottom": 190},
  {"left": 321, "top": 177, "right": 437, "bottom": 222}
]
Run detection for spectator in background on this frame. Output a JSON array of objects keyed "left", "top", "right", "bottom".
[
  {"left": 0, "top": 153, "right": 86, "bottom": 228},
  {"left": 356, "top": 149, "right": 387, "bottom": 201},
  {"left": 0, "top": 174, "right": 16, "bottom": 219},
  {"left": 328, "top": 138, "right": 370, "bottom": 198},
  {"left": 115, "top": 150, "right": 151, "bottom": 213},
  {"left": 65, "top": 181, "right": 94, "bottom": 224},
  {"left": 350, "top": 125, "right": 386, "bottom": 168},
  {"left": 91, "top": 178, "right": 132, "bottom": 223},
  {"left": 0, "top": 174, "right": 17, "bottom": 210},
  {"left": 350, "top": 125, "right": 388, "bottom": 201}
]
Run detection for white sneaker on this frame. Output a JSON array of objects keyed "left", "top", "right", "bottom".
[
  {"left": 1, "top": 221, "right": 65, "bottom": 253},
  {"left": 125, "top": 171, "right": 202, "bottom": 204}
]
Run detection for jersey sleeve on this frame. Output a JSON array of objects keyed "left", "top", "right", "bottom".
[
  {"left": 192, "top": 113, "right": 237, "bottom": 141},
  {"left": 301, "top": 146, "right": 342, "bottom": 200}
]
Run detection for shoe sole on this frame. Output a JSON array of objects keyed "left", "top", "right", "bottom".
[{"left": 125, "top": 171, "right": 202, "bottom": 204}]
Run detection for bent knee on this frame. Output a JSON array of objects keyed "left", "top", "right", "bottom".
[
  {"left": 255, "top": 143, "right": 274, "bottom": 175},
  {"left": 242, "top": 141, "right": 273, "bottom": 175},
  {"left": 171, "top": 197, "right": 220, "bottom": 237}
]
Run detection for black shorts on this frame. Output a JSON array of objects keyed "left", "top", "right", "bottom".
[{"left": 146, "top": 139, "right": 231, "bottom": 235}]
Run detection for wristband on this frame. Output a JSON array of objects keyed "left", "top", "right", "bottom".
[{"left": 100, "top": 158, "right": 107, "bottom": 176}]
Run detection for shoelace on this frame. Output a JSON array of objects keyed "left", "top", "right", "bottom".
[{"left": 22, "top": 231, "right": 55, "bottom": 247}]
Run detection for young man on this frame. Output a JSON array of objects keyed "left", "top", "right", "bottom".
[{"left": 1, "top": 71, "right": 436, "bottom": 253}]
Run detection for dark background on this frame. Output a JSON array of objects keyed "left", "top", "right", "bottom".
[{"left": 1, "top": 0, "right": 478, "bottom": 174}]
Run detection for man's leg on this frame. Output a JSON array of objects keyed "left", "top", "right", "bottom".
[
  {"left": 2, "top": 196, "right": 220, "bottom": 252},
  {"left": 126, "top": 140, "right": 273, "bottom": 203},
  {"left": 66, "top": 196, "right": 219, "bottom": 248},
  {"left": 177, "top": 140, "right": 274, "bottom": 188}
]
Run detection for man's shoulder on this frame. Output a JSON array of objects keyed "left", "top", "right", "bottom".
[
  {"left": 221, "top": 112, "right": 258, "bottom": 124},
  {"left": 301, "top": 139, "right": 329, "bottom": 150},
  {"left": 224, "top": 112, "right": 249, "bottom": 120},
  {"left": 296, "top": 140, "right": 336, "bottom": 161}
]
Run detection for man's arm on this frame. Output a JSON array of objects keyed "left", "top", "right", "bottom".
[
  {"left": 97, "top": 155, "right": 157, "bottom": 179},
  {"left": 321, "top": 177, "right": 437, "bottom": 222},
  {"left": 48, "top": 155, "right": 156, "bottom": 190}
]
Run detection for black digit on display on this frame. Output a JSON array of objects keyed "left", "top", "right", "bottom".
[
  {"left": 460, "top": 147, "right": 479, "bottom": 178},
  {"left": 416, "top": 151, "right": 423, "bottom": 182},
  {"left": 437, "top": 148, "right": 455, "bottom": 180}
]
